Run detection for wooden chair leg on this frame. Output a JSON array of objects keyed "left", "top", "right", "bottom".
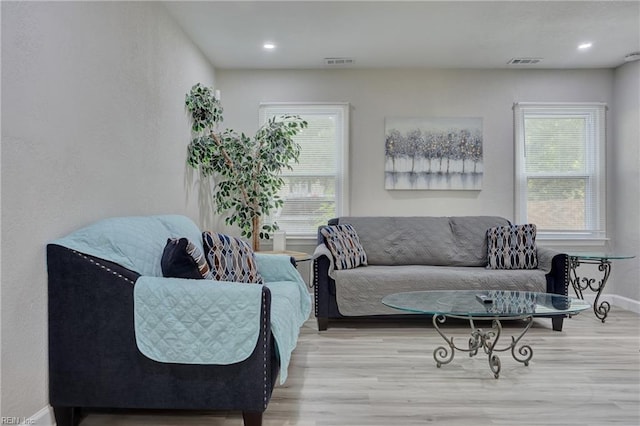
[{"left": 242, "top": 411, "right": 263, "bottom": 426}]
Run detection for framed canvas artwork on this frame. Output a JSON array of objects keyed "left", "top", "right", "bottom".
[{"left": 385, "top": 117, "right": 483, "bottom": 190}]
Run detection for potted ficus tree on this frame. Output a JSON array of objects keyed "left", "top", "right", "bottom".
[{"left": 185, "top": 83, "right": 307, "bottom": 251}]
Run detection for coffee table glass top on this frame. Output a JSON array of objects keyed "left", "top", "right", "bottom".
[{"left": 382, "top": 290, "right": 590, "bottom": 317}]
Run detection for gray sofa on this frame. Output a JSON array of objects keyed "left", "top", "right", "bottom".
[{"left": 313, "top": 216, "right": 569, "bottom": 331}]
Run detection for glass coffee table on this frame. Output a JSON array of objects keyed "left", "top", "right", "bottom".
[{"left": 382, "top": 290, "right": 590, "bottom": 378}]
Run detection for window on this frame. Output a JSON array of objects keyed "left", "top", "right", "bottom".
[
  {"left": 514, "top": 102, "right": 606, "bottom": 243},
  {"left": 259, "top": 103, "right": 349, "bottom": 237}
]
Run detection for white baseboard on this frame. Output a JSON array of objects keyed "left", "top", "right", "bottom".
[
  {"left": 581, "top": 293, "right": 640, "bottom": 314},
  {"left": 26, "top": 406, "right": 55, "bottom": 426}
]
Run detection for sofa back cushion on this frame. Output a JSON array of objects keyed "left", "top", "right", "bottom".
[
  {"left": 51, "top": 215, "right": 204, "bottom": 277},
  {"left": 332, "top": 216, "right": 510, "bottom": 266}
]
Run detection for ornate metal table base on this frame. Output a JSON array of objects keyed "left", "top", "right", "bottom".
[
  {"left": 569, "top": 257, "right": 611, "bottom": 322},
  {"left": 432, "top": 314, "right": 534, "bottom": 379}
]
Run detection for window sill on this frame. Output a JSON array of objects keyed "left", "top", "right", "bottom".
[
  {"left": 261, "top": 235, "right": 318, "bottom": 251},
  {"left": 537, "top": 236, "right": 609, "bottom": 250}
]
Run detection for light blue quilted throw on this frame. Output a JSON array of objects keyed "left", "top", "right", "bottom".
[
  {"left": 52, "top": 214, "right": 204, "bottom": 277},
  {"left": 134, "top": 278, "right": 264, "bottom": 364},
  {"left": 53, "top": 215, "right": 311, "bottom": 385},
  {"left": 134, "top": 253, "right": 311, "bottom": 384}
]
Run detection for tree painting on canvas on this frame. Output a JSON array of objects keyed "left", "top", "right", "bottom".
[{"left": 385, "top": 117, "right": 483, "bottom": 190}]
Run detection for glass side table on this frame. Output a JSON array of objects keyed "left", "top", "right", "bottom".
[{"left": 567, "top": 253, "right": 635, "bottom": 322}]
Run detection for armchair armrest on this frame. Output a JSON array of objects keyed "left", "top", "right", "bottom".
[
  {"left": 134, "top": 276, "right": 265, "bottom": 365},
  {"left": 47, "top": 244, "right": 278, "bottom": 415},
  {"left": 255, "top": 253, "right": 300, "bottom": 282}
]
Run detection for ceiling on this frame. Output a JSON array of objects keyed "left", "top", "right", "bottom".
[{"left": 164, "top": 1, "right": 640, "bottom": 70}]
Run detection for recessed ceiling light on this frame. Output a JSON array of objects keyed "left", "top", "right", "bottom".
[
  {"left": 263, "top": 43, "right": 276, "bottom": 50},
  {"left": 578, "top": 42, "right": 593, "bottom": 50}
]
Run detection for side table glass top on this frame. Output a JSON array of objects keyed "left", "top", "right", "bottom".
[
  {"left": 382, "top": 290, "right": 589, "bottom": 318},
  {"left": 568, "top": 252, "right": 635, "bottom": 261}
]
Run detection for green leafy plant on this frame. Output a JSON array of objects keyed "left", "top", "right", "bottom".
[{"left": 185, "top": 83, "right": 307, "bottom": 250}]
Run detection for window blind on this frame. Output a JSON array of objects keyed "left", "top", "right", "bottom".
[
  {"left": 259, "top": 103, "right": 349, "bottom": 237},
  {"left": 514, "top": 103, "right": 606, "bottom": 240}
]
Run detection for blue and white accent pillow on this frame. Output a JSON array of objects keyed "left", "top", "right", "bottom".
[
  {"left": 320, "top": 224, "right": 368, "bottom": 270},
  {"left": 202, "top": 232, "right": 264, "bottom": 284},
  {"left": 486, "top": 224, "right": 538, "bottom": 269}
]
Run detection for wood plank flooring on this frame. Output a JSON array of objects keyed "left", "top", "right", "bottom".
[{"left": 80, "top": 309, "right": 640, "bottom": 426}]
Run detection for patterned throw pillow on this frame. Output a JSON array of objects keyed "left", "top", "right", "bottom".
[
  {"left": 486, "top": 224, "right": 538, "bottom": 269},
  {"left": 161, "top": 237, "right": 213, "bottom": 279},
  {"left": 202, "top": 232, "right": 264, "bottom": 284},
  {"left": 320, "top": 224, "right": 368, "bottom": 270}
]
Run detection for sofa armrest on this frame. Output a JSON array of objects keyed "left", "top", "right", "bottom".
[
  {"left": 47, "top": 244, "right": 278, "bottom": 413},
  {"left": 255, "top": 253, "right": 298, "bottom": 282},
  {"left": 134, "top": 276, "right": 265, "bottom": 365},
  {"left": 313, "top": 252, "right": 332, "bottom": 309},
  {"left": 537, "top": 246, "right": 559, "bottom": 273},
  {"left": 538, "top": 247, "right": 570, "bottom": 297}
]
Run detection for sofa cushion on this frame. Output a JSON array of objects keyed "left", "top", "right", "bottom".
[
  {"left": 320, "top": 224, "right": 368, "bottom": 270},
  {"left": 334, "top": 216, "right": 510, "bottom": 266},
  {"left": 486, "top": 224, "right": 538, "bottom": 269},
  {"left": 203, "top": 232, "right": 264, "bottom": 283},
  {"left": 333, "top": 264, "right": 547, "bottom": 316},
  {"left": 161, "top": 237, "right": 213, "bottom": 279}
]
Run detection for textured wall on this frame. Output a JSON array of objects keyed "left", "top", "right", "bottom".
[
  {"left": 216, "top": 68, "right": 614, "bottom": 222},
  {"left": 217, "top": 68, "right": 640, "bottom": 303},
  {"left": 1, "top": 1, "right": 215, "bottom": 417}
]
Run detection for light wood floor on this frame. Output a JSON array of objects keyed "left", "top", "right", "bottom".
[{"left": 80, "top": 309, "right": 640, "bottom": 426}]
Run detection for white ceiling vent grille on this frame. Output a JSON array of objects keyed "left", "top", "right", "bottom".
[
  {"left": 324, "top": 57, "right": 354, "bottom": 66},
  {"left": 624, "top": 52, "right": 640, "bottom": 62},
  {"left": 507, "top": 57, "right": 542, "bottom": 65}
]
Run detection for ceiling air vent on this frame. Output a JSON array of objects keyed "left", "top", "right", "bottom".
[
  {"left": 324, "top": 57, "right": 354, "bottom": 66},
  {"left": 507, "top": 57, "right": 542, "bottom": 65},
  {"left": 624, "top": 52, "right": 640, "bottom": 62}
]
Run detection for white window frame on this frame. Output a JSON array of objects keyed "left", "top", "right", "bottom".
[
  {"left": 259, "top": 102, "right": 350, "bottom": 238},
  {"left": 514, "top": 102, "right": 607, "bottom": 246}
]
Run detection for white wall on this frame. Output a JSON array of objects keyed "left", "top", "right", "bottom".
[
  {"left": 1, "top": 1, "right": 215, "bottom": 417},
  {"left": 216, "top": 69, "right": 628, "bottom": 296},
  {"left": 216, "top": 68, "right": 614, "bottom": 238},
  {"left": 611, "top": 61, "right": 640, "bottom": 302}
]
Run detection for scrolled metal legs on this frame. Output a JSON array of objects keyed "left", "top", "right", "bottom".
[
  {"left": 507, "top": 317, "right": 534, "bottom": 366},
  {"left": 594, "top": 299, "right": 610, "bottom": 322},
  {"left": 569, "top": 257, "right": 612, "bottom": 322},
  {"left": 591, "top": 262, "right": 612, "bottom": 322},
  {"left": 432, "top": 314, "right": 456, "bottom": 367},
  {"left": 432, "top": 314, "right": 534, "bottom": 379}
]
